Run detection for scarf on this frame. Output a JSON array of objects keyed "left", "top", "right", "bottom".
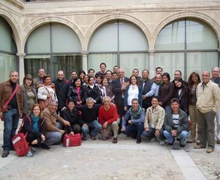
[
  {"left": 129, "top": 105, "right": 143, "bottom": 120},
  {"left": 30, "top": 113, "right": 40, "bottom": 133},
  {"left": 76, "top": 86, "right": 81, "bottom": 101}
]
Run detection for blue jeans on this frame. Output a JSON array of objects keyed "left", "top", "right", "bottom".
[
  {"left": 163, "top": 130, "right": 189, "bottom": 145},
  {"left": 126, "top": 122, "right": 144, "bottom": 140},
  {"left": 142, "top": 127, "right": 163, "bottom": 140},
  {"left": 45, "top": 122, "right": 62, "bottom": 146},
  {"left": 3, "top": 109, "right": 19, "bottom": 150},
  {"left": 81, "top": 120, "right": 102, "bottom": 138}
]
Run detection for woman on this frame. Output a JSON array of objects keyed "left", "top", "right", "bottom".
[
  {"left": 20, "top": 104, "right": 49, "bottom": 157},
  {"left": 187, "top": 72, "right": 201, "bottom": 143},
  {"left": 173, "top": 79, "right": 189, "bottom": 114},
  {"left": 21, "top": 74, "right": 37, "bottom": 116},
  {"left": 84, "top": 76, "right": 102, "bottom": 104},
  {"left": 38, "top": 74, "right": 58, "bottom": 109},
  {"left": 124, "top": 75, "right": 142, "bottom": 111},
  {"left": 68, "top": 77, "right": 85, "bottom": 106},
  {"left": 95, "top": 75, "right": 102, "bottom": 88},
  {"left": 79, "top": 70, "right": 86, "bottom": 84},
  {"left": 82, "top": 74, "right": 89, "bottom": 86},
  {"left": 158, "top": 73, "right": 174, "bottom": 112},
  {"left": 99, "top": 77, "right": 115, "bottom": 102},
  {"left": 60, "top": 101, "right": 81, "bottom": 134}
]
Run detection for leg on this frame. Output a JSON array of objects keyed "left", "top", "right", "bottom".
[
  {"left": 126, "top": 125, "right": 137, "bottom": 139},
  {"left": 179, "top": 131, "right": 189, "bottom": 145},
  {"left": 81, "top": 124, "right": 89, "bottom": 140},
  {"left": 197, "top": 110, "right": 207, "bottom": 148},
  {"left": 44, "top": 131, "right": 62, "bottom": 146},
  {"left": 216, "top": 107, "right": 220, "bottom": 141},
  {"left": 188, "top": 105, "right": 197, "bottom": 141},
  {"left": 205, "top": 111, "right": 215, "bottom": 149},
  {"left": 142, "top": 127, "right": 155, "bottom": 139},
  {"left": 72, "top": 124, "right": 81, "bottom": 134},
  {"left": 88, "top": 120, "right": 102, "bottom": 137},
  {"left": 163, "top": 130, "right": 174, "bottom": 144},
  {"left": 135, "top": 122, "right": 144, "bottom": 140},
  {"left": 111, "top": 120, "right": 119, "bottom": 138}
]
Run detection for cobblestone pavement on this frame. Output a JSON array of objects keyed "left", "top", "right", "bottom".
[{"left": 0, "top": 121, "right": 219, "bottom": 180}]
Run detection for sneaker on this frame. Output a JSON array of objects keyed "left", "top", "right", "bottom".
[
  {"left": 112, "top": 137, "right": 118, "bottom": 144},
  {"left": 150, "top": 138, "right": 156, "bottom": 142},
  {"left": 91, "top": 136, "right": 96, "bottom": 140},
  {"left": 206, "top": 147, "right": 214, "bottom": 153},
  {"left": 136, "top": 139, "right": 141, "bottom": 144},
  {"left": 194, "top": 145, "right": 206, "bottom": 149},
  {"left": 31, "top": 147, "right": 36, "bottom": 153},
  {"left": 180, "top": 144, "right": 185, "bottom": 148},
  {"left": 160, "top": 140, "right": 165, "bottom": 146},
  {"left": 2, "top": 150, "right": 9, "bottom": 158},
  {"left": 26, "top": 150, "right": 34, "bottom": 157},
  {"left": 41, "top": 143, "right": 50, "bottom": 150}
]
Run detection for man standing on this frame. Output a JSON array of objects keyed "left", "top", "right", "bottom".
[
  {"left": 195, "top": 71, "right": 220, "bottom": 153},
  {"left": 172, "top": 70, "right": 188, "bottom": 86},
  {"left": 33, "top": 68, "right": 46, "bottom": 89},
  {"left": 121, "top": 98, "right": 145, "bottom": 144},
  {"left": 211, "top": 67, "right": 220, "bottom": 144},
  {"left": 0, "top": 71, "right": 23, "bottom": 157},
  {"left": 53, "top": 70, "right": 69, "bottom": 112},
  {"left": 41, "top": 101, "right": 70, "bottom": 146},
  {"left": 98, "top": 96, "right": 120, "bottom": 143},
  {"left": 95, "top": 62, "right": 107, "bottom": 78}
]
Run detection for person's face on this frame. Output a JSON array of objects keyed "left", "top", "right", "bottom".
[
  {"left": 151, "top": 98, "right": 159, "bottom": 107},
  {"left": 32, "top": 106, "right": 41, "bottom": 117},
  {"left": 132, "top": 70, "right": 139, "bottom": 77},
  {"left": 132, "top": 100, "right": 139, "bottom": 110},
  {"left": 174, "top": 71, "right": 181, "bottom": 80},
  {"left": 71, "top": 72, "right": 77, "bottom": 79},
  {"left": 68, "top": 102, "right": 75, "bottom": 110},
  {"left": 10, "top": 72, "right": 19, "bottom": 83},
  {"left": 162, "top": 76, "right": 169, "bottom": 84},
  {"left": 102, "top": 78, "right": 108, "bottom": 86},
  {"left": 212, "top": 67, "right": 220, "bottom": 78},
  {"left": 88, "top": 71, "right": 95, "bottom": 77},
  {"left": 156, "top": 68, "right": 163, "bottom": 75},
  {"left": 112, "top": 73, "right": 118, "bottom": 81},
  {"left": 142, "top": 70, "right": 149, "bottom": 79},
  {"left": 84, "top": 75, "right": 89, "bottom": 83},
  {"left": 113, "top": 67, "right": 119, "bottom": 73},
  {"left": 45, "top": 77, "right": 52, "bottom": 85},
  {"left": 75, "top": 79, "right": 81, "bottom": 87},
  {"left": 174, "top": 81, "right": 182, "bottom": 88},
  {"left": 131, "top": 76, "right": 137, "bottom": 85},
  {"left": 87, "top": 100, "right": 94, "bottom": 109},
  {"left": 191, "top": 74, "right": 199, "bottom": 83},
  {"left": 80, "top": 73, "right": 85, "bottom": 79},
  {"left": 103, "top": 98, "right": 111, "bottom": 107},
  {"left": 89, "top": 77, "right": 95, "bottom": 85},
  {"left": 202, "top": 71, "right": 210, "bottom": 84},
  {"left": 100, "top": 65, "right": 106, "bottom": 72},
  {"left": 57, "top": 72, "right": 64, "bottom": 80},
  {"left": 38, "top": 69, "right": 45, "bottom": 78},
  {"left": 155, "top": 74, "right": 162, "bottom": 83},
  {"left": 106, "top": 72, "right": 112, "bottom": 79},
  {"left": 48, "top": 103, "right": 58, "bottom": 113},
  {"left": 96, "top": 77, "right": 102, "bottom": 84},
  {"left": 118, "top": 70, "right": 125, "bottom": 78},
  {"left": 25, "top": 78, "right": 33, "bottom": 86},
  {"left": 171, "top": 102, "right": 179, "bottom": 112}
]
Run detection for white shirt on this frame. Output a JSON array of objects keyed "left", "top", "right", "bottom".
[{"left": 127, "top": 85, "right": 139, "bottom": 106}]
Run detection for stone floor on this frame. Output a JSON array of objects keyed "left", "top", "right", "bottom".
[{"left": 0, "top": 121, "right": 220, "bottom": 180}]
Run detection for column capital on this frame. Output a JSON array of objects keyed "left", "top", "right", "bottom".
[
  {"left": 81, "top": 51, "right": 88, "bottom": 55},
  {"left": 148, "top": 50, "right": 155, "bottom": 53},
  {"left": 16, "top": 53, "right": 26, "bottom": 57}
]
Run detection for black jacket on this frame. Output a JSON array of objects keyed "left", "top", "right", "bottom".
[
  {"left": 84, "top": 85, "right": 102, "bottom": 104},
  {"left": 67, "top": 86, "right": 85, "bottom": 105}
]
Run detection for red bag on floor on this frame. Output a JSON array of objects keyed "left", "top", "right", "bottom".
[
  {"left": 12, "top": 133, "right": 29, "bottom": 156},
  {"left": 63, "top": 133, "right": 81, "bottom": 147}
]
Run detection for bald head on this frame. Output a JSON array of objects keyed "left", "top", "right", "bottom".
[{"left": 202, "top": 71, "right": 210, "bottom": 84}]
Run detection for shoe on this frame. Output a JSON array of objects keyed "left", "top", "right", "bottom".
[
  {"left": 112, "top": 137, "right": 118, "bottom": 144},
  {"left": 136, "top": 139, "right": 141, "bottom": 144},
  {"left": 26, "top": 150, "right": 34, "bottom": 157},
  {"left": 186, "top": 139, "right": 194, "bottom": 143},
  {"left": 180, "top": 144, "right": 185, "bottom": 148},
  {"left": 31, "top": 147, "right": 36, "bottom": 153},
  {"left": 194, "top": 145, "right": 206, "bottom": 149},
  {"left": 150, "top": 138, "right": 155, "bottom": 142},
  {"left": 82, "top": 137, "right": 87, "bottom": 140},
  {"left": 52, "top": 142, "right": 61, "bottom": 145},
  {"left": 216, "top": 140, "right": 220, "bottom": 144},
  {"left": 91, "top": 136, "right": 96, "bottom": 140},
  {"left": 2, "top": 150, "right": 9, "bottom": 158},
  {"left": 206, "top": 147, "right": 214, "bottom": 153},
  {"left": 41, "top": 143, "right": 50, "bottom": 150},
  {"left": 160, "top": 140, "right": 165, "bottom": 146}
]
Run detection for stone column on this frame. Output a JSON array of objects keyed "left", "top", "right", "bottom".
[
  {"left": 148, "top": 50, "right": 155, "bottom": 78},
  {"left": 17, "top": 53, "right": 26, "bottom": 85},
  {"left": 82, "top": 51, "right": 88, "bottom": 73}
]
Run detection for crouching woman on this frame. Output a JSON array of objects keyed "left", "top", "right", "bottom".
[{"left": 20, "top": 104, "right": 49, "bottom": 157}]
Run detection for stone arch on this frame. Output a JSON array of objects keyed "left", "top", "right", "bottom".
[
  {"left": 0, "top": 10, "right": 21, "bottom": 52},
  {"left": 152, "top": 11, "right": 220, "bottom": 50},
  {"left": 23, "top": 17, "right": 84, "bottom": 52},
  {"left": 85, "top": 14, "right": 151, "bottom": 51}
]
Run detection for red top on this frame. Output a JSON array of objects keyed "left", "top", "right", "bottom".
[{"left": 98, "top": 104, "right": 119, "bottom": 125}]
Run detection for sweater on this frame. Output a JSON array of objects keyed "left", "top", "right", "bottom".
[{"left": 98, "top": 104, "right": 119, "bottom": 125}]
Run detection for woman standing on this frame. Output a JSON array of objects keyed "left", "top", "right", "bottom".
[
  {"left": 38, "top": 74, "right": 58, "bottom": 109},
  {"left": 21, "top": 74, "right": 37, "bottom": 116},
  {"left": 99, "top": 77, "right": 115, "bottom": 102},
  {"left": 20, "top": 104, "right": 49, "bottom": 157},
  {"left": 187, "top": 72, "right": 201, "bottom": 143},
  {"left": 124, "top": 75, "right": 142, "bottom": 111},
  {"left": 68, "top": 77, "right": 85, "bottom": 106}
]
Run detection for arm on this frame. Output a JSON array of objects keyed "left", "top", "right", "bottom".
[
  {"left": 67, "top": 86, "right": 74, "bottom": 102},
  {"left": 163, "top": 114, "right": 173, "bottom": 133},
  {"left": 213, "top": 84, "right": 220, "bottom": 112},
  {"left": 144, "top": 108, "right": 150, "bottom": 129},
  {"left": 177, "top": 111, "right": 188, "bottom": 134},
  {"left": 155, "top": 107, "right": 165, "bottom": 130},
  {"left": 124, "top": 86, "right": 129, "bottom": 108},
  {"left": 138, "top": 87, "right": 142, "bottom": 106},
  {"left": 106, "top": 105, "right": 119, "bottom": 125},
  {"left": 41, "top": 111, "right": 60, "bottom": 132},
  {"left": 161, "top": 83, "right": 174, "bottom": 105},
  {"left": 146, "top": 83, "right": 156, "bottom": 97}
]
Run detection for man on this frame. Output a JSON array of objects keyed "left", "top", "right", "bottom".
[
  {"left": 113, "top": 65, "right": 120, "bottom": 74},
  {"left": 140, "top": 69, "right": 154, "bottom": 110},
  {"left": 0, "top": 71, "right": 23, "bottom": 157},
  {"left": 111, "top": 72, "right": 118, "bottom": 81},
  {"left": 121, "top": 98, "right": 145, "bottom": 143},
  {"left": 76, "top": 97, "right": 102, "bottom": 140},
  {"left": 132, "top": 68, "right": 142, "bottom": 84},
  {"left": 195, "top": 71, "right": 220, "bottom": 153},
  {"left": 112, "top": 68, "right": 129, "bottom": 131},
  {"left": 106, "top": 70, "right": 113, "bottom": 83},
  {"left": 95, "top": 62, "right": 107, "bottom": 78},
  {"left": 163, "top": 98, "right": 189, "bottom": 148},
  {"left": 88, "top": 68, "right": 95, "bottom": 78},
  {"left": 142, "top": 96, "right": 165, "bottom": 144},
  {"left": 211, "top": 67, "right": 220, "bottom": 144},
  {"left": 98, "top": 96, "right": 120, "bottom": 143},
  {"left": 150, "top": 73, "right": 162, "bottom": 96},
  {"left": 156, "top": 67, "right": 163, "bottom": 75},
  {"left": 172, "top": 70, "right": 188, "bottom": 86},
  {"left": 41, "top": 101, "right": 70, "bottom": 146},
  {"left": 33, "top": 68, "right": 46, "bottom": 89},
  {"left": 53, "top": 70, "right": 69, "bottom": 112},
  {"left": 70, "top": 70, "right": 78, "bottom": 86}
]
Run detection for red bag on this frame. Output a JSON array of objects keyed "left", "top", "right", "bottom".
[
  {"left": 12, "top": 133, "right": 29, "bottom": 156},
  {"left": 63, "top": 133, "right": 81, "bottom": 147}
]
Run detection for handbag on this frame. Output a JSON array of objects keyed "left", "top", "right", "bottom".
[
  {"left": 63, "top": 133, "right": 81, "bottom": 147},
  {"left": 12, "top": 132, "right": 29, "bottom": 156}
]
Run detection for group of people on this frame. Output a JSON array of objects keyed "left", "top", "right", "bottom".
[{"left": 0, "top": 63, "right": 220, "bottom": 158}]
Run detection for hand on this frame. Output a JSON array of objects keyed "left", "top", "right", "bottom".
[
  {"left": 63, "top": 120, "right": 70, "bottom": 126},
  {"left": 171, "top": 130, "right": 177, "bottom": 137},
  {"left": 59, "top": 130, "right": 65, "bottom": 134},
  {"left": 145, "top": 128, "right": 149, "bottom": 131},
  {"left": 121, "top": 127, "right": 126, "bottom": 132},
  {"left": 142, "top": 95, "right": 147, "bottom": 100},
  {"left": 103, "top": 122, "right": 108, "bottom": 129},
  {"left": 47, "top": 94, "right": 52, "bottom": 98},
  {"left": 155, "top": 129, "right": 160, "bottom": 137},
  {"left": 83, "top": 123, "right": 88, "bottom": 128},
  {"left": 41, "top": 134, "right": 46, "bottom": 142},
  {"left": 124, "top": 107, "right": 127, "bottom": 111},
  {"left": 128, "top": 120, "right": 132, "bottom": 125},
  {"left": 70, "top": 131, "right": 74, "bottom": 135}
]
